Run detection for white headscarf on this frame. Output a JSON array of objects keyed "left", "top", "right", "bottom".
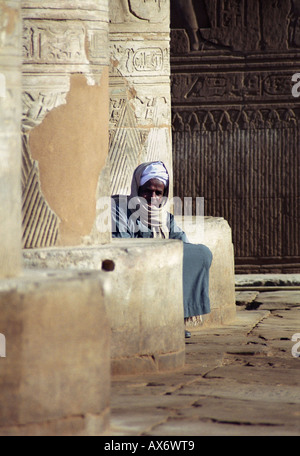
[
  {"left": 129, "top": 161, "right": 170, "bottom": 239},
  {"left": 140, "top": 162, "right": 169, "bottom": 188}
]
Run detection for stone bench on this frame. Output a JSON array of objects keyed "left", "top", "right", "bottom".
[
  {"left": 23, "top": 239, "right": 186, "bottom": 376},
  {"left": 0, "top": 269, "right": 111, "bottom": 436},
  {"left": 175, "top": 216, "right": 236, "bottom": 330}
]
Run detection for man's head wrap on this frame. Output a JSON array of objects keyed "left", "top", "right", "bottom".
[
  {"left": 140, "top": 162, "right": 169, "bottom": 188},
  {"left": 130, "top": 161, "right": 169, "bottom": 199}
]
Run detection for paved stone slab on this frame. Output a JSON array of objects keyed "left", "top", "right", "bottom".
[
  {"left": 171, "top": 396, "right": 300, "bottom": 428},
  {"left": 255, "top": 291, "right": 300, "bottom": 305},
  {"left": 258, "top": 302, "right": 300, "bottom": 311},
  {"left": 250, "top": 308, "right": 300, "bottom": 346},
  {"left": 145, "top": 419, "right": 300, "bottom": 437},
  {"left": 204, "top": 365, "right": 299, "bottom": 386},
  {"left": 108, "top": 293, "right": 300, "bottom": 436},
  {"left": 236, "top": 291, "right": 259, "bottom": 307},
  {"left": 176, "top": 377, "right": 300, "bottom": 405}
]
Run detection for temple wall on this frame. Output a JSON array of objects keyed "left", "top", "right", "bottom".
[
  {"left": 170, "top": 0, "right": 300, "bottom": 272},
  {"left": 21, "top": 0, "right": 110, "bottom": 247}
]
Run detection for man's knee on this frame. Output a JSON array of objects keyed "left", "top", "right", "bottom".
[{"left": 198, "top": 244, "right": 213, "bottom": 269}]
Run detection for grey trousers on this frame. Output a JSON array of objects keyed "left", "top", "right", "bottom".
[{"left": 183, "top": 243, "right": 213, "bottom": 318}]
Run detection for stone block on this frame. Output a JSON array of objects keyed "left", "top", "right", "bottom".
[
  {"left": 23, "top": 239, "right": 186, "bottom": 375},
  {"left": 0, "top": 270, "right": 111, "bottom": 436},
  {"left": 175, "top": 216, "right": 236, "bottom": 329}
]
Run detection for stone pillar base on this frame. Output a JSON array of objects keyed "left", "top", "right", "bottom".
[
  {"left": 111, "top": 348, "right": 186, "bottom": 377},
  {"left": 0, "top": 270, "right": 111, "bottom": 436},
  {"left": 0, "top": 409, "right": 110, "bottom": 437},
  {"left": 23, "top": 239, "right": 186, "bottom": 375}
]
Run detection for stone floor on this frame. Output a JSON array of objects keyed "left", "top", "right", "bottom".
[{"left": 107, "top": 281, "right": 300, "bottom": 436}]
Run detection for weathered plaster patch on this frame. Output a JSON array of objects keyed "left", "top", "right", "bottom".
[{"left": 29, "top": 68, "right": 109, "bottom": 246}]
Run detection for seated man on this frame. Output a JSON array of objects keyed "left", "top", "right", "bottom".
[{"left": 111, "top": 161, "right": 213, "bottom": 338}]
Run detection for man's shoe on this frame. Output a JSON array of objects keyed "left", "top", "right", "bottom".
[{"left": 185, "top": 330, "right": 191, "bottom": 339}]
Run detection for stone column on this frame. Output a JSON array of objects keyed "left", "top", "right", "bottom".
[
  {"left": 109, "top": 0, "right": 173, "bottom": 195},
  {"left": 0, "top": 2, "right": 112, "bottom": 436},
  {"left": 0, "top": 0, "right": 22, "bottom": 277},
  {"left": 22, "top": 0, "right": 111, "bottom": 247}
]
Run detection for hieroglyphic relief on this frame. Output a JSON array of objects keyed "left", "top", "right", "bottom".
[
  {"left": 109, "top": 89, "right": 172, "bottom": 195},
  {"left": 110, "top": 41, "right": 169, "bottom": 77},
  {"left": 23, "top": 21, "right": 87, "bottom": 64},
  {"left": 21, "top": 135, "right": 60, "bottom": 248},
  {"left": 172, "top": 106, "right": 300, "bottom": 261},
  {"left": 132, "top": 94, "right": 170, "bottom": 127},
  {"left": 132, "top": 91, "right": 172, "bottom": 170},
  {"left": 109, "top": 0, "right": 172, "bottom": 195},
  {"left": 87, "top": 29, "right": 108, "bottom": 64},
  {"left": 171, "top": 0, "right": 291, "bottom": 54},
  {"left": 171, "top": 0, "right": 225, "bottom": 52},
  {"left": 109, "top": 81, "right": 171, "bottom": 193},
  {"left": 22, "top": 86, "right": 69, "bottom": 131},
  {"left": 110, "top": 0, "right": 168, "bottom": 23},
  {"left": 109, "top": 92, "right": 143, "bottom": 195},
  {"left": 172, "top": 71, "right": 295, "bottom": 104},
  {"left": 23, "top": 20, "right": 108, "bottom": 67},
  {"left": 289, "top": 0, "right": 300, "bottom": 47},
  {"left": 172, "top": 108, "right": 298, "bottom": 133}
]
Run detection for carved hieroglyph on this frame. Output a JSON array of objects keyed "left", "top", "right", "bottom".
[
  {"left": 109, "top": 0, "right": 172, "bottom": 196},
  {"left": 22, "top": 1, "right": 110, "bottom": 247},
  {"left": 110, "top": 0, "right": 169, "bottom": 24},
  {"left": 171, "top": 0, "right": 300, "bottom": 272}
]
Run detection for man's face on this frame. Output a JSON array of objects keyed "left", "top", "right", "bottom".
[{"left": 138, "top": 178, "right": 165, "bottom": 207}]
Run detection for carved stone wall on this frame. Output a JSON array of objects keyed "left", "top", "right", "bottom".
[
  {"left": 171, "top": 0, "right": 300, "bottom": 272},
  {"left": 109, "top": 0, "right": 172, "bottom": 196},
  {"left": 0, "top": 0, "right": 22, "bottom": 277},
  {"left": 21, "top": 1, "right": 110, "bottom": 247}
]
